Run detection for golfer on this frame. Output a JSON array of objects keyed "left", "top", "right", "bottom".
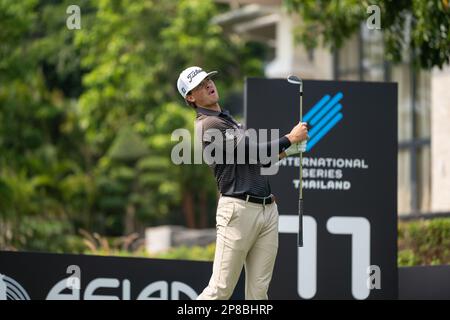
[{"left": 177, "top": 66, "right": 308, "bottom": 300}]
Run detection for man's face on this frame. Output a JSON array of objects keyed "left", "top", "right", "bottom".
[{"left": 186, "top": 77, "right": 219, "bottom": 107}]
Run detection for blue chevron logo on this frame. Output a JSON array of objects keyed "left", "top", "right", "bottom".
[{"left": 304, "top": 92, "right": 344, "bottom": 151}]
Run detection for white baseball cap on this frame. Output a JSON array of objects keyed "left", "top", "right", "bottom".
[{"left": 177, "top": 66, "right": 218, "bottom": 98}]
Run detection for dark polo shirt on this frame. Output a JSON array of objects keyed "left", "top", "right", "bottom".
[{"left": 195, "top": 106, "right": 291, "bottom": 197}]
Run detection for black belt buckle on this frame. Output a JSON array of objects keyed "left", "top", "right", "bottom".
[
  {"left": 249, "top": 194, "right": 273, "bottom": 205},
  {"left": 225, "top": 193, "right": 274, "bottom": 205},
  {"left": 265, "top": 194, "right": 275, "bottom": 205}
]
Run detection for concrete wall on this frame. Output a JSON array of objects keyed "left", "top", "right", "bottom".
[
  {"left": 431, "top": 66, "right": 450, "bottom": 212},
  {"left": 265, "top": 10, "right": 333, "bottom": 80}
]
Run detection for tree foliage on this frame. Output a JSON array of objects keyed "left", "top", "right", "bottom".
[
  {"left": 284, "top": 0, "right": 450, "bottom": 69},
  {"left": 0, "top": 0, "right": 264, "bottom": 251}
]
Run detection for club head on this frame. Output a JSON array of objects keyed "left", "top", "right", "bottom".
[{"left": 287, "top": 75, "right": 302, "bottom": 85}]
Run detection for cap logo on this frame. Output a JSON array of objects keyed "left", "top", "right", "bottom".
[
  {"left": 187, "top": 69, "right": 202, "bottom": 83},
  {"left": 182, "top": 87, "right": 186, "bottom": 94}
]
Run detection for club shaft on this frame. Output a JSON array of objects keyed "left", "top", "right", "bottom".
[
  {"left": 298, "top": 199, "right": 303, "bottom": 247},
  {"left": 298, "top": 87, "right": 303, "bottom": 247},
  {"left": 299, "top": 90, "right": 303, "bottom": 200},
  {"left": 288, "top": 75, "right": 304, "bottom": 248}
]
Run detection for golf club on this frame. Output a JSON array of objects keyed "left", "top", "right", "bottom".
[{"left": 287, "top": 75, "right": 304, "bottom": 247}]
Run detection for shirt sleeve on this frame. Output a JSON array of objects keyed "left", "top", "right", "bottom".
[
  {"left": 197, "top": 116, "right": 290, "bottom": 164},
  {"left": 198, "top": 116, "right": 243, "bottom": 147}
]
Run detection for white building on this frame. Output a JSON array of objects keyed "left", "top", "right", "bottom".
[{"left": 213, "top": 0, "right": 450, "bottom": 217}]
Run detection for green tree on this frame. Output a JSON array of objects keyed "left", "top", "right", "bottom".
[
  {"left": 0, "top": 0, "right": 265, "bottom": 252},
  {"left": 0, "top": 0, "right": 89, "bottom": 250},
  {"left": 284, "top": 0, "right": 450, "bottom": 69},
  {"left": 75, "top": 0, "right": 263, "bottom": 229}
]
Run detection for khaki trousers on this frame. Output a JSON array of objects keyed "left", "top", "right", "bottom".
[{"left": 197, "top": 196, "right": 279, "bottom": 300}]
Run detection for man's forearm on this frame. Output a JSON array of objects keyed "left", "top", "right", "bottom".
[{"left": 242, "top": 135, "right": 291, "bottom": 163}]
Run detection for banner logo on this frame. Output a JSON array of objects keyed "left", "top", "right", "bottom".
[
  {"left": 0, "top": 273, "right": 30, "bottom": 300},
  {"left": 304, "top": 92, "right": 344, "bottom": 151}
]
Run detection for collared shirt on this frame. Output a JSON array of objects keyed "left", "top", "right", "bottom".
[{"left": 194, "top": 106, "right": 291, "bottom": 197}]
